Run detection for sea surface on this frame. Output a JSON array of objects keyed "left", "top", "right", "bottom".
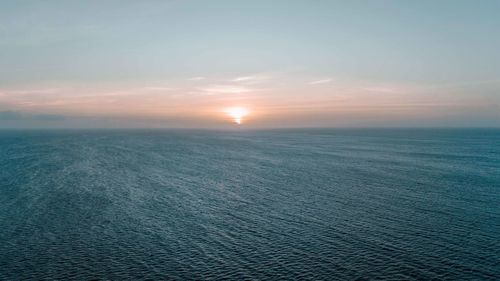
[{"left": 0, "top": 129, "right": 499, "bottom": 280}]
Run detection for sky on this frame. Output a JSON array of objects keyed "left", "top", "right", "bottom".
[{"left": 0, "top": 0, "right": 499, "bottom": 128}]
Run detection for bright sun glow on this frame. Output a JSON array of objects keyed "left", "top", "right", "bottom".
[{"left": 224, "top": 107, "right": 249, "bottom": 124}]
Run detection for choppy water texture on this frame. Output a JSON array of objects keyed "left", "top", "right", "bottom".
[{"left": 0, "top": 129, "right": 499, "bottom": 280}]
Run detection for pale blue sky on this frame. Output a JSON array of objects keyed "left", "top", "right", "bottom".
[{"left": 0, "top": 0, "right": 499, "bottom": 128}]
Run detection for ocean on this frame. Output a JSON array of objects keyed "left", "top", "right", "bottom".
[{"left": 0, "top": 129, "right": 498, "bottom": 280}]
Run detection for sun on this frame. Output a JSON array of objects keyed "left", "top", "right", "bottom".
[{"left": 224, "top": 107, "right": 249, "bottom": 124}]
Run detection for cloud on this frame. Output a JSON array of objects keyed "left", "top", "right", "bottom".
[
  {"left": 232, "top": 76, "right": 256, "bottom": 82},
  {"left": 140, "top": 87, "right": 177, "bottom": 91},
  {"left": 359, "top": 86, "right": 403, "bottom": 93},
  {"left": 0, "top": 111, "right": 65, "bottom": 121},
  {"left": 1, "top": 88, "right": 64, "bottom": 95},
  {"left": 425, "top": 79, "right": 500, "bottom": 90},
  {"left": 198, "top": 85, "right": 252, "bottom": 94},
  {"left": 309, "top": 79, "right": 332, "bottom": 85},
  {"left": 187, "top": 77, "right": 206, "bottom": 81},
  {"left": 231, "top": 75, "right": 270, "bottom": 84}
]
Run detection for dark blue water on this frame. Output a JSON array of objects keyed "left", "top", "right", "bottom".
[{"left": 0, "top": 129, "right": 499, "bottom": 280}]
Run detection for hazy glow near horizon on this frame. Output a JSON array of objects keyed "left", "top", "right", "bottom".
[
  {"left": 0, "top": 1, "right": 499, "bottom": 128},
  {"left": 224, "top": 107, "right": 249, "bottom": 125}
]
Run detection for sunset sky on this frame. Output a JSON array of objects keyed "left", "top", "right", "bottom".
[{"left": 0, "top": 0, "right": 499, "bottom": 128}]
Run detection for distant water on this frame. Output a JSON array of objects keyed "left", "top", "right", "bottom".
[{"left": 0, "top": 129, "right": 499, "bottom": 280}]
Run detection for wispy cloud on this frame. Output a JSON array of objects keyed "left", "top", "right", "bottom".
[
  {"left": 198, "top": 85, "right": 252, "bottom": 94},
  {"left": 232, "top": 76, "right": 254, "bottom": 82},
  {"left": 2, "top": 88, "right": 64, "bottom": 95},
  {"left": 309, "top": 79, "right": 332, "bottom": 85},
  {"left": 426, "top": 79, "right": 500, "bottom": 89},
  {"left": 140, "top": 86, "right": 177, "bottom": 91},
  {"left": 359, "top": 86, "right": 403, "bottom": 93},
  {"left": 231, "top": 75, "right": 270, "bottom": 84},
  {"left": 187, "top": 77, "right": 206, "bottom": 81},
  {"left": 0, "top": 111, "right": 65, "bottom": 121}
]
